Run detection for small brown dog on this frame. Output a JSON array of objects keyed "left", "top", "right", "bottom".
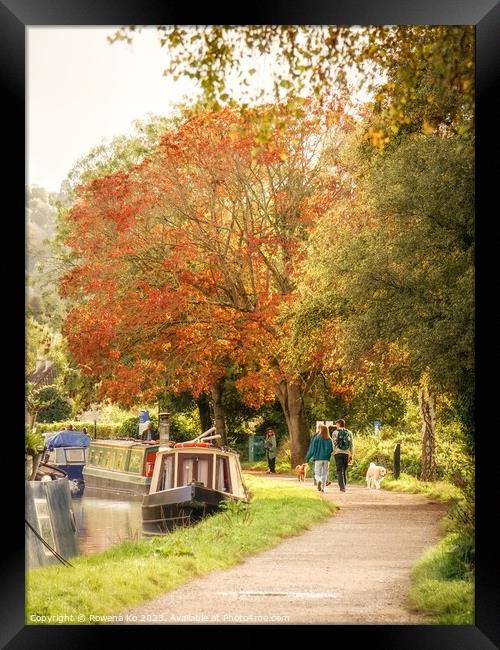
[{"left": 295, "top": 463, "right": 309, "bottom": 482}]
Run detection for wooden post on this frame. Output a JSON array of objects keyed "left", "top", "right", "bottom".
[{"left": 394, "top": 443, "right": 401, "bottom": 479}]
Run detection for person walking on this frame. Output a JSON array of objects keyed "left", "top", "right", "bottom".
[
  {"left": 264, "top": 428, "right": 277, "bottom": 474},
  {"left": 305, "top": 424, "right": 333, "bottom": 492},
  {"left": 332, "top": 418, "right": 354, "bottom": 492}
]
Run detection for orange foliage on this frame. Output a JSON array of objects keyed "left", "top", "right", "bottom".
[{"left": 61, "top": 106, "right": 351, "bottom": 408}]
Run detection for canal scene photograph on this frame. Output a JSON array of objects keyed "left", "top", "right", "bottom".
[{"left": 20, "top": 12, "right": 487, "bottom": 644}]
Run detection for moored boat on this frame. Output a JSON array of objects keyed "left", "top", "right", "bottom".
[
  {"left": 142, "top": 428, "right": 249, "bottom": 535},
  {"left": 44, "top": 429, "right": 91, "bottom": 496},
  {"left": 83, "top": 439, "right": 160, "bottom": 499},
  {"left": 25, "top": 463, "right": 79, "bottom": 568}
]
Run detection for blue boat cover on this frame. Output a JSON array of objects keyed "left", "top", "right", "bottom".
[{"left": 46, "top": 430, "right": 91, "bottom": 450}]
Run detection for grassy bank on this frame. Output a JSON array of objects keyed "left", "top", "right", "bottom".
[
  {"left": 241, "top": 459, "right": 291, "bottom": 473},
  {"left": 27, "top": 475, "right": 336, "bottom": 624},
  {"left": 381, "top": 473, "right": 462, "bottom": 502},
  {"left": 381, "top": 474, "right": 474, "bottom": 624},
  {"left": 409, "top": 532, "right": 474, "bottom": 624}
]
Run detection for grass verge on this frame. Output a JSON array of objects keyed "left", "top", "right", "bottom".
[
  {"left": 27, "top": 475, "right": 336, "bottom": 624},
  {"left": 240, "top": 459, "right": 291, "bottom": 473},
  {"left": 409, "top": 532, "right": 474, "bottom": 624},
  {"left": 382, "top": 473, "right": 462, "bottom": 502}
]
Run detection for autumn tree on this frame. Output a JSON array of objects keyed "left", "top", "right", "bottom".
[{"left": 60, "top": 104, "right": 353, "bottom": 464}]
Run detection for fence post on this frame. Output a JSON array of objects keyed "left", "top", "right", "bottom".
[{"left": 394, "top": 443, "right": 401, "bottom": 479}]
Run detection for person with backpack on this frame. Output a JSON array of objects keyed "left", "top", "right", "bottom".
[{"left": 332, "top": 419, "right": 354, "bottom": 492}]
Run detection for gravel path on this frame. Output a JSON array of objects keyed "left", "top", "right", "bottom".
[{"left": 118, "top": 477, "right": 447, "bottom": 625}]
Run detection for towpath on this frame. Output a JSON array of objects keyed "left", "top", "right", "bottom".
[{"left": 118, "top": 476, "right": 447, "bottom": 624}]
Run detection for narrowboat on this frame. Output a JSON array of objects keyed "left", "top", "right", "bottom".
[
  {"left": 83, "top": 439, "right": 160, "bottom": 499},
  {"left": 142, "top": 428, "right": 250, "bottom": 535},
  {"left": 44, "top": 429, "right": 91, "bottom": 496},
  {"left": 25, "top": 463, "right": 79, "bottom": 568}
]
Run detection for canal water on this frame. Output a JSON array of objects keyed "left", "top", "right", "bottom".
[{"left": 72, "top": 495, "right": 143, "bottom": 554}]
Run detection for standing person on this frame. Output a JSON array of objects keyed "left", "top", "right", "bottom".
[
  {"left": 264, "top": 428, "right": 277, "bottom": 474},
  {"left": 305, "top": 425, "right": 333, "bottom": 492},
  {"left": 332, "top": 419, "right": 354, "bottom": 492},
  {"left": 141, "top": 422, "right": 155, "bottom": 442}
]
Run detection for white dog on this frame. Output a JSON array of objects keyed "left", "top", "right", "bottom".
[{"left": 366, "top": 462, "right": 387, "bottom": 489}]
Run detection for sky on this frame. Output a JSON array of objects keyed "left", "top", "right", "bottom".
[
  {"left": 27, "top": 27, "right": 197, "bottom": 193},
  {"left": 27, "top": 27, "right": 373, "bottom": 194}
]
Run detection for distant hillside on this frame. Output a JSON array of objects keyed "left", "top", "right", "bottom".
[{"left": 26, "top": 182, "right": 72, "bottom": 326}]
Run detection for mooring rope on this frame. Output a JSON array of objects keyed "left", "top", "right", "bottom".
[{"left": 25, "top": 519, "right": 74, "bottom": 568}]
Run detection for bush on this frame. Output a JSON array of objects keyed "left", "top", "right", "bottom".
[
  {"left": 25, "top": 426, "right": 45, "bottom": 456},
  {"left": 169, "top": 411, "right": 201, "bottom": 442},
  {"left": 119, "top": 417, "right": 140, "bottom": 439},
  {"left": 346, "top": 434, "right": 421, "bottom": 482},
  {"left": 34, "top": 420, "right": 122, "bottom": 439},
  {"left": 33, "top": 386, "right": 72, "bottom": 423}
]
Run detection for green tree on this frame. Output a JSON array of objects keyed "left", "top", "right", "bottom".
[
  {"left": 111, "top": 25, "right": 473, "bottom": 138},
  {"left": 26, "top": 383, "right": 72, "bottom": 427},
  {"left": 296, "top": 133, "right": 473, "bottom": 479}
]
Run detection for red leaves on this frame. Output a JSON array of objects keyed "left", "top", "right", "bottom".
[{"left": 60, "top": 105, "right": 349, "bottom": 406}]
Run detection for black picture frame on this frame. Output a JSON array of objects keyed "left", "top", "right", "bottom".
[{"left": 3, "top": 0, "right": 498, "bottom": 647}]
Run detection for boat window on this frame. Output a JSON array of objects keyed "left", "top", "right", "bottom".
[
  {"left": 88, "top": 447, "right": 101, "bottom": 465},
  {"left": 215, "top": 456, "right": 231, "bottom": 493},
  {"left": 54, "top": 448, "right": 66, "bottom": 464},
  {"left": 197, "top": 458, "right": 210, "bottom": 487},
  {"left": 128, "top": 449, "right": 144, "bottom": 474},
  {"left": 104, "top": 449, "right": 115, "bottom": 469},
  {"left": 67, "top": 449, "right": 85, "bottom": 463},
  {"left": 158, "top": 455, "right": 174, "bottom": 491},
  {"left": 177, "top": 454, "right": 213, "bottom": 488},
  {"left": 180, "top": 458, "right": 194, "bottom": 485},
  {"left": 114, "top": 449, "right": 127, "bottom": 471}
]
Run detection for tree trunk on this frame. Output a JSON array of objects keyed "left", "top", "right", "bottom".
[
  {"left": 418, "top": 378, "right": 437, "bottom": 481},
  {"left": 274, "top": 380, "right": 310, "bottom": 467},
  {"left": 28, "top": 410, "right": 37, "bottom": 431},
  {"left": 196, "top": 393, "right": 212, "bottom": 433},
  {"left": 211, "top": 378, "right": 227, "bottom": 446}
]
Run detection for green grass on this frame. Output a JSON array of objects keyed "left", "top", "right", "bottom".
[
  {"left": 240, "top": 459, "right": 292, "bottom": 473},
  {"left": 409, "top": 532, "right": 474, "bottom": 624},
  {"left": 382, "top": 473, "right": 462, "bottom": 502},
  {"left": 27, "top": 475, "right": 336, "bottom": 624}
]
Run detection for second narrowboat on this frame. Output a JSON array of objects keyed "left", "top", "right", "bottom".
[{"left": 83, "top": 439, "right": 160, "bottom": 499}]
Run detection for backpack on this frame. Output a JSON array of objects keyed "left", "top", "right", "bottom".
[{"left": 336, "top": 428, "right": 350, "bottom": 451}]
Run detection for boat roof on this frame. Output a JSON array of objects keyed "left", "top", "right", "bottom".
[
  {"left": 158, "top": 445, "right": 239, "bottom": 456},
  {"left": 89, "top": 438, "right": 159, "bottom": 449},
  {"left": 46, "top": 430, "right": 91, "bottom": 450}
]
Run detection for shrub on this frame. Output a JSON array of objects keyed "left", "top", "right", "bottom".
[
  {"left": 34, "top": 420, "right": 122, "bottom": 438},
  {"left": 119, "top": 417, "right": 140, "bottom": 439},
  {"left": 32, "top": 385, "right": 72, "bottom": 423},
  {"left": 345, "top": 434, "right": 421, "bottom": 482},
  {"left": 25, "top": 426, "right": 45, "bottom": 456}
]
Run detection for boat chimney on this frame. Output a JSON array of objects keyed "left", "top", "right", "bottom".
[{"left": 159, "top": 412, "right": 170, "bottom": 446}]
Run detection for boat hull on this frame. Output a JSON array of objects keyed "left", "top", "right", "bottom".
[
  {"left": 83, "top": 466, "right": 152, "bottom": 500},
  {"left": 25, "top": 476, "right": 79, "bottom": 568},
  {"left": 142, "top": 485, "right": 234, "bottom": 535}
]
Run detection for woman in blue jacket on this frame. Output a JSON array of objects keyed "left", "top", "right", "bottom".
[{"left": 305, "top": 425, "right": 333, "bottom": 492}]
